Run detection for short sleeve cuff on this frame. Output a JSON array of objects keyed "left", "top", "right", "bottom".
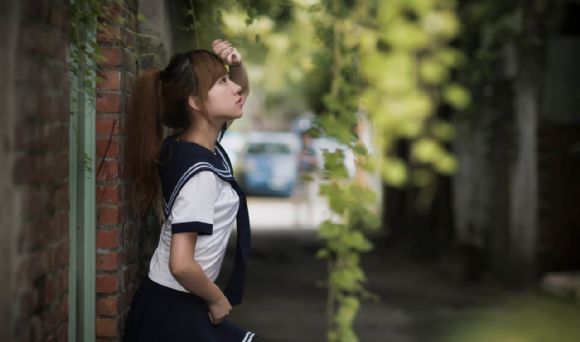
[{"left": 171, "top": 222, "right": 213, "bottom": 235}]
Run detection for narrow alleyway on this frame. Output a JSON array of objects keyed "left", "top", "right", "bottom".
[{"left": 221, "top": 229, "right": 501, "bottom": 342}]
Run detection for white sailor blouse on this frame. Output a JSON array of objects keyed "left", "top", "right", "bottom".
[{"left": 147, "top": 133, "right": 251, "bottom": 306}]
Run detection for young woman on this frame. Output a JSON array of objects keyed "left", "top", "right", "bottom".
[{"left": 124, "top": 40, "right": 256, "bottom": 342}]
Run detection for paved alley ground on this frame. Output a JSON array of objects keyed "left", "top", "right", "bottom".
[
  {"left": 224, "top": 197, "right": 580, "bottom": 342},
  {"left": 222, "top": 228, "right": 500, "bottom": 342}
]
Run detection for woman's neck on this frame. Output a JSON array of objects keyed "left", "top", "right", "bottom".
[{"left": 179, "top": 119, "right": 222, "bottom": 153}]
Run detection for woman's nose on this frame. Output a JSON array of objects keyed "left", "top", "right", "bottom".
[{"left": 229, "top": 79, "right": 242, "bottom": 94}]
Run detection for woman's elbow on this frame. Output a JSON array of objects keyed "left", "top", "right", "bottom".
[{"left": 169, "top": 258, "right": 188, "bottom": 279}]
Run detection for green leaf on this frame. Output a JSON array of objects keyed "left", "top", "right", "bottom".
[
  {"left": 316, "top": 248, "right": 331, "bottom": 259},
  {"left": 309, "top": 4, "right": 323, "bottom": 13},
  {"left": 319, "top": 221, "right": 344, "bottom": 239},
  {"left": 444, "top": 83, "right": 471, "bottom": 110}
]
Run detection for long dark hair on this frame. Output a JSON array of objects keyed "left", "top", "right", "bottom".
[{"left": 126, "top": 49, "right": 227, "bottom": 215}]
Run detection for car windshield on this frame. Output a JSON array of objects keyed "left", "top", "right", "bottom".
[{"left": 247, "top": 142, "right": 291, "bottom": 155}]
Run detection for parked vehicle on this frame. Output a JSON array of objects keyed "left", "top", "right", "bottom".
[
  {"left": 219, "top": 130, "right": 246, "bottom": 172},
  {"left": 238, "top": 131, "right": 300, "bottom": 197}
]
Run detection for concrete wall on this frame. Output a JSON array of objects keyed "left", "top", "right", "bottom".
[
  {"left": 452, "top": 35, "right": 580, "bottom": 283},
  {"left": 452, "top": 42, "right": 540, "bottom": 284}
]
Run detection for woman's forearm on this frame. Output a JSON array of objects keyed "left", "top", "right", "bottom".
[
  {"left": 170, "top": 232, "right": 225, "bottom": 303},
  {"left": 229, "top": 62, "right": 249, "bottom": 98},
  {"left": 170, "top": 259, "right": 224, "bottom": 303}
]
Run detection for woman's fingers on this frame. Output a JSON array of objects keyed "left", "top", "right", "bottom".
[
  {"left": 213, "top": 40, "right": 231, "bottom": 54},
  {"left": 212, "top": 39, "right": 241, "bottom": 65},
  {"left": 208, "top": 311, "right": 224, "bottom": 325}
]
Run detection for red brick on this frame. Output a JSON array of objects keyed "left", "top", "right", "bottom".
[
  {"left": 96, "top": 274, "right": 118, "bottom": 293},
  {"left": 55, "top": 241, "right": 69, "bottom": 269},
  {"left": 123, "top": 264, "right": 137, "bottom": 291},
  {"left": 97, "top": 296, "right": 119, "bottom": 316},
  {"left": 56, "top": 211, "right": 69, "bottom": 237},
  {"left": 96, "top": 93, "right": 121, "bottom": 113},
  {"left": 96, "top": 115, "right": 120, "bottom": 135},
  {"left": 96, "top": 318, "right": 117, "bottom": 338},
  {"left": 97, "top": 25, "right": 121, "bottom": 44},
  {"left": 97, "top": 230, "right": 120, "bottom": 249},
  {"left": 97, "top": 70, "right": 121, "bottom": 90},
  {"left": 24, "top": 190, "right": 49, "bottom": 217},
  {"left": 98, "top": 206, "right": 121, "bottom": 225},
  {"left": 19, "top": 289, "right": 40, "bottom": 319},
  {"left": 98, "top": 47, "right": 122, "bottom": 67},
  {"left": 13, "top": 155, "right": 36, "bottom": 184},
  {"left": 103, "top": 2, "right": 122, "bottom": 19},
  {"left": 29, "top": 218, "right": 52, "bottom": 251},
  {"left": 54, "top": 183, "right": 69, "bottom": 204},
  {"left": 96, "top": 137, "right": 119, "bottom": 159},
  {"left": 42, "top": 276, "right": 58, "bottom": 306},
  {"left": 97, "top": 184, "right": 120, "bottom": 204},
  {"left": 56, "top": 321, "right": 68, "bottom": 341},
  {"left": 25, "top": 316, "right": 43, "bottom": 342},
  {"left": 97, "top": 160, "right": 119, "bottom": 181},
  {"left": 42, "top": 247, "right": 57, "bottom": 274},
  {"left": 97, "top": 252, "right": 121, "bottom": 271}
]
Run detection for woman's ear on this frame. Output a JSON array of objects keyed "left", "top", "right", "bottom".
[{"left": 187, "top": 95, "right": 202, "bottom": 111}]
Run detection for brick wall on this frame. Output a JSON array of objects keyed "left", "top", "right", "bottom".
[
  {"left": 7, "top": 0, "right": 71, "bottom": 341},
  {"left": 95, "top": 1, "right": 139, "bottom": 340}
]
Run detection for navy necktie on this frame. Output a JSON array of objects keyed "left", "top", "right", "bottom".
[{"left": 224, "top": 179, "right": 251, "bottom": 305}]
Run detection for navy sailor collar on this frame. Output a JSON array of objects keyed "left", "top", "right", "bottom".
[{"left": 159, "top": 133, "right": 235, "bottom": 219}]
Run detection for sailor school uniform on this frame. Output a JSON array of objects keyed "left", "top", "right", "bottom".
[{"left": 124, "top": 133, "right": 255, "bottom": 342}]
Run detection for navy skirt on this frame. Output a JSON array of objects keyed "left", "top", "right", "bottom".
[{"left": 124, "top": 278, "right": 256, "bottom": 342}]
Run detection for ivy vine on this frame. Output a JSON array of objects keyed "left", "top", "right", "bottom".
[{"left": 311, "top": 1, "right": 469, "bottom": 341}]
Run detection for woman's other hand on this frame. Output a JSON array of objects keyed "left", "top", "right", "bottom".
[
  {"left": 212, "top": 39, "right": 243, "bottom": 66},
  {"left": 207, "top": 291, "right": 232, "bottom": 325}
]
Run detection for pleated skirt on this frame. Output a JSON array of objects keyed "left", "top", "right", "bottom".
[{"left": 124, "top": 277, "right": 256, "bottom": 342}]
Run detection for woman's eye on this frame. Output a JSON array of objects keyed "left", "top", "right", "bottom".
[{"left": 221, "top": 76, "right": 228, "bottom": 83}]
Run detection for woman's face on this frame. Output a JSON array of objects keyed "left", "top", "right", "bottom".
[{"left": 203, "top": 73, "right": 244, "bottom": 123}]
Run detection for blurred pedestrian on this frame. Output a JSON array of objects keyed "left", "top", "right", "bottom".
[
  {"left": 294, "top": 130, "right": 319, "bottom": 227},
  {"left": 124, "top": 39, "right": 256, "bottom": 342}
]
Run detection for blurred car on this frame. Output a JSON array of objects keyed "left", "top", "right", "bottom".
[
  {"left": 239, "top": 131, "right": 300, "bottom": 197},
  {"left": 219, "top": 130, "right": 246, "bottom": 171}
]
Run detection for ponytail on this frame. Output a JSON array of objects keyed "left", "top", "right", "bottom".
[
  {"left": 126, "top": 70, "right": 163, "bottom": 216},
  {"left": 126, "top": 49, "right": 229, "bottom": 215}
]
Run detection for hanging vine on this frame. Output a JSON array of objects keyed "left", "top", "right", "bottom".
[
  {"left": 311, "top": 0, "right": 469, "bottom": 341},
  {"left": 69, "top": 0, "right": 149, "bottom": 173}
]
